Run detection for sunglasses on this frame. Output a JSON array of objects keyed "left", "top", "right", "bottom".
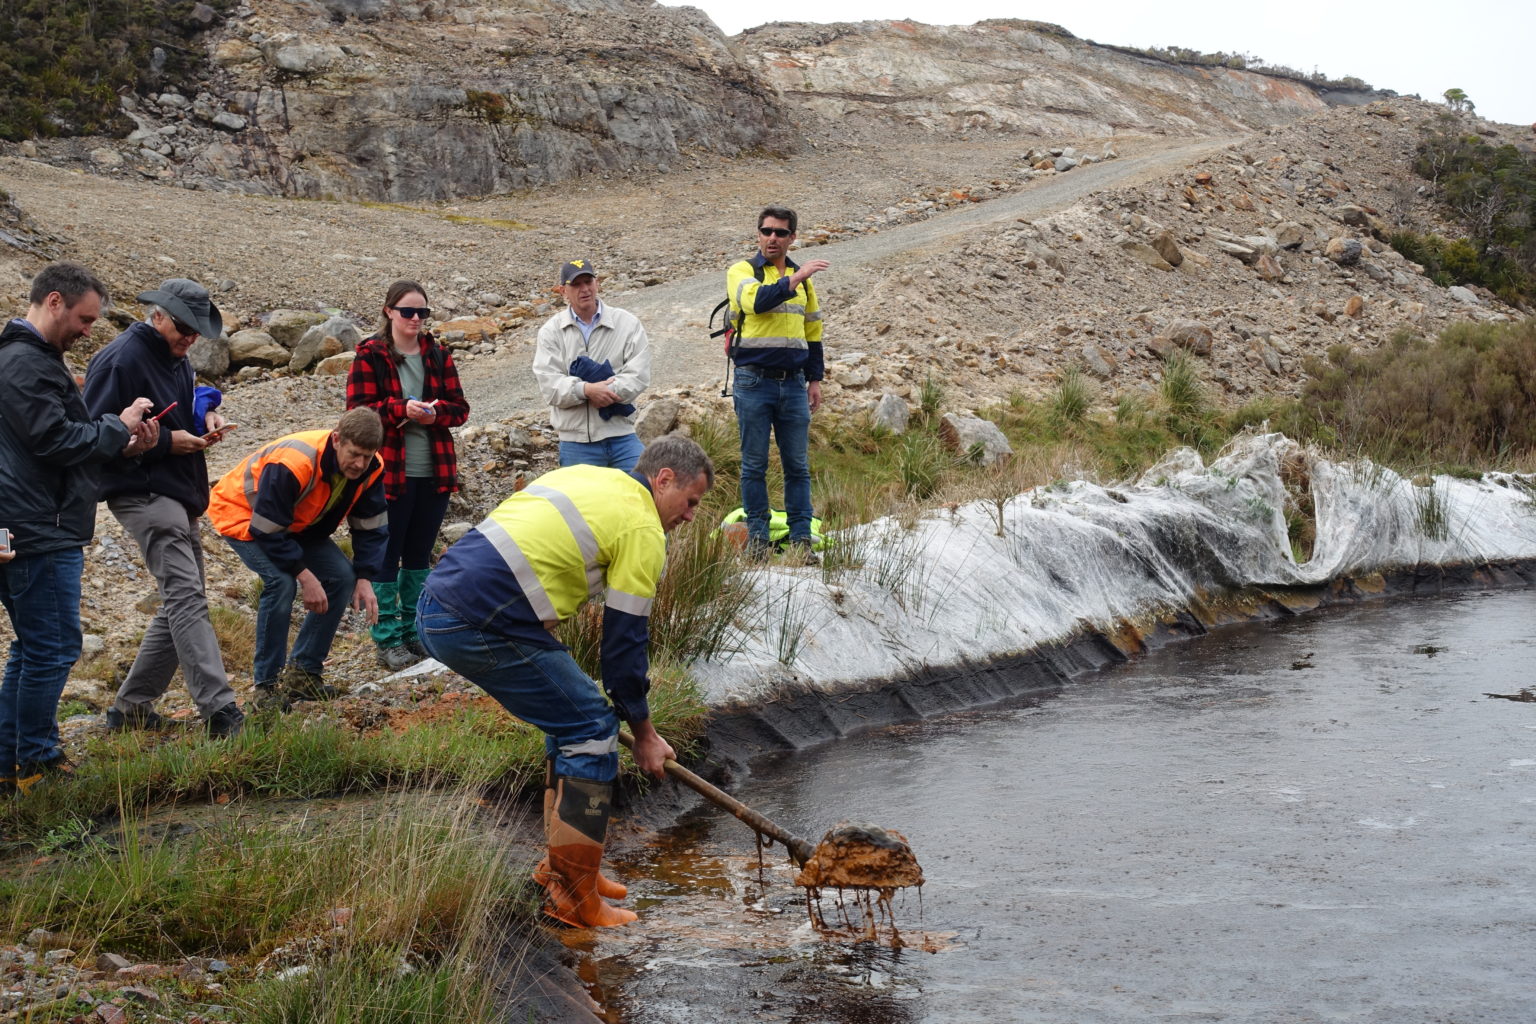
[
  {"left": 391, "top": 306, "right": 431, "bottom": 320},
  {"left": 169, "top": 317, "right": 199, "bottom": 339},
  {"left": 758, "top": 227, "right": 792, "bottom": 238}
]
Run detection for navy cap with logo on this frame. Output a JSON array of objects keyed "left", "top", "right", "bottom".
[{"left": 559, "top": 259, "right": 597, "bottom": 285}]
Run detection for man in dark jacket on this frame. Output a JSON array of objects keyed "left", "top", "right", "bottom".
[
  {"left": 0, "top": 263, "right": 157, "bottom": 797},
  {"left": 83, "top": 278, "right": 243, "bottom": 738}
]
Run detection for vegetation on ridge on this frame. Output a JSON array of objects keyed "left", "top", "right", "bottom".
[{"left": 0, "top": 0, "right": 231, "bottom": 141}]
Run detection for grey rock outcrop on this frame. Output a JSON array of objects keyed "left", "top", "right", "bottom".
[
  {"left": 635, "top": 397, "right": 681, "bottom": 442},
  {"left": 939, "top": 412, "right": 1012, "bottom": 467},
  {"left": 870, "top": 392, "right": 910, "bottom": 434},
  {"left": 740, "top": 19, "right": 1329, "bottom": 138},
  {"left": 262, "top": 310, "right": 329, "bottom": 348}
]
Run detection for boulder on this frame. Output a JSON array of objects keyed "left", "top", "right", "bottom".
[
  {"left": 441, "top": 522, "right": 474, "bottom": 544},
  {"left": 1119, "top": 240, "right": 1173, "bottom": 272},
  {"left": 1254, "top": 254, "right": 1285, "bottom": 282},
  {"left": 1053, "top": 156, "right": 1078, "bottom": 172},
  {"left": 289, "top": 334, "right": 343, "bottom": 373},
  {"left": 870, "top": 392, "right": 909, "bottom": 434},
  {"left": 90, "top": 148, "right": 124, "bottom": 168},
  {"left": 271, "top": 42, "right": 346, "bottom": 75},
  {"left": 187, "top": 336, "right": 231, "bottom": 378},
  {"left": 1344, "top": 295, "right": 1365, "bottom": 318},
  {"left": 1448, "top": 285, "right": 1481, "bottom": 305},
  {"left": 1161, "top": 320, "right": 1214, "bottom": 356},
  {"left": 835, "top": 363, "right": 874, "bottom": 387},
  {"left": 1212, "top": 239, "right": 1259, "bottom": 264},
  {"left": 262, "top": 309, "right": 328, "bottom": 348},
  {"left": 1325, "top": 237, "right": 1363, "bottom": 266},
  {"left": 634, "top": 397, "right": 681, "bottom": 442},
  {"left": 290, "top": 315, "right": 362, "bottom": 371},
  {"left": 1333, "top": 204, "right": 1372, "bottom": 226},
  {"left": 210, "top": 112, "right": 247, "bottom": 132},
  {"left": 1080, "top": 344, "right": 1117, "bottom": 379},
  {"left": 938, "top": 413, "right": 1012, "bottom": 467},
  {"left": 1150, "top": 230, "right": 1183, "bottom": 267},
  {"left": 314, "top": 352, "right": 357, "bottom": 375},
  {"left": 227, "top": 329, "right": 290, "bottom": 368},
  {"left": 1272, "top": 221, "right": 1307, "bottom": 249}
]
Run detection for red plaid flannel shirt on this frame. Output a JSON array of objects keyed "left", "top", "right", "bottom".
[{"left": 345, "top": 332, "right": 470, "bottom": 501}]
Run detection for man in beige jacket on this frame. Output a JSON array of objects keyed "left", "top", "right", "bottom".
[{"left": 532, "top": 259, "right": 652, "bottom": 470}]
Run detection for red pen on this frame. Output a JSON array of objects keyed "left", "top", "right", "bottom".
[{"left": 150, "top": 401, "right": 178, "bottom": 422}]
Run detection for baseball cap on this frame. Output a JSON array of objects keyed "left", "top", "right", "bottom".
[{"left": 559, "top": 259, "right": 597, "bottom": 285}]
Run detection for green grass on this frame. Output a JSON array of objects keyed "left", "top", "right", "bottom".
[{"left": 3, "top": 792, "right": 526, "bottom": 1022}]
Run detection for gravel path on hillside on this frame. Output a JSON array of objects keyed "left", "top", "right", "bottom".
[{"left": 470, "top": 136, "right": 1236, "bottom": 421}]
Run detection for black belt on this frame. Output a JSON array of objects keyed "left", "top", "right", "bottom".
[{"left": 745, "top": 366, "right": 801, "bottom": 380}]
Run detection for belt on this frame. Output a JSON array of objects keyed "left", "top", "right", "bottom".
[{"left": 743, "top": 366, "right": 801, "bottom": 380}]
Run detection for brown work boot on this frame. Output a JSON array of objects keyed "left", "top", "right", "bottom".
[
  {"left": 532, "top": 760, "right": 627, "bottom": 900},
  {"left": 540, "top": 775, "right": 636, "bottom": 928}
]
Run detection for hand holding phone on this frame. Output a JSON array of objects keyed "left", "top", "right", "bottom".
[
  {"left": 0, "top": 527, "right": 13, "bottom": 563},
  {"left": 202, "top": 423, "right": 237, "bottom": 443},
  {"left": 150, "top": 401, "right": 179, "bottom": 423}
]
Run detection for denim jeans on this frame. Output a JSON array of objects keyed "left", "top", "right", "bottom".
[
  {"left": 225, "top": 536, "right": 354, "bottom": 685},
  {"left": 558, "top": 433, "right": 645, "bottom": 471},
  {"left": 416, "top": 591, "right": 619, "bottom": 782},
  {"left": 733, "top": 366, "right": 813, "bottom": 544},
  {"left": 0, "top": 548, "right": 84, "bottom": 768}
]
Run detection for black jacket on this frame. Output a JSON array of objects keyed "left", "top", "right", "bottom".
[
  {"left": 83, "top": 320, "right": 208, "bottom": 514},
  {"left": 0, "top": 318, "right": 130, "bottom": 554}
]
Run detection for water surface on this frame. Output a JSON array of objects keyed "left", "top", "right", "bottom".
[{"left": 582, "top": 589, "right": 1536, "bottom": 1023}]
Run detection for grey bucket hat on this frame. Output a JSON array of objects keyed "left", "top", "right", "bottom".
[{"left": 136, "top": 278, "right": 223, "bottom": 339}]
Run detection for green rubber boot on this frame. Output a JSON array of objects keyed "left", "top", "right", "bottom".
[
  {"left": 398, "top": 568, "right": 432, "bottom": 659},
  {"left": 370, "top": 580, "right": 404, "bottom": 651}
]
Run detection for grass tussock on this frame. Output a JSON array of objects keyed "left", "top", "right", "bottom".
[{"left": 2, "top": 793, "right": 526, "bottom": 1022}]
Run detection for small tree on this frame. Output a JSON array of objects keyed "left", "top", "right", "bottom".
[{"left": 1443, "top": 88, "right": 1475, "bottom": 114}]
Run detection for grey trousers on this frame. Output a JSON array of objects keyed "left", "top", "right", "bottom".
[{"left": 108, "top": 494, "right": 237, "bottom": 719}]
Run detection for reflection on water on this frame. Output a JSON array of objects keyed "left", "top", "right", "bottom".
[{"left": 579, "top": 589, "right": 1536, "bottom": 1024}]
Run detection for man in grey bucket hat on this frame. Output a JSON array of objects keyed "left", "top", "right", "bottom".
[{"left": 83, "top": 278, "right": 243, "bottom": 738}]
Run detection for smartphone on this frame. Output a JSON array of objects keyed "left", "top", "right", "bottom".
[
  {"left": 202, "top": 423, "right": 237, "bottom": 442},
  {"left": 0, "top": 528, "right": 11, "bottom": 553},
  {"left": 149, "top": 400, "right": 179, "bottom": 423}
]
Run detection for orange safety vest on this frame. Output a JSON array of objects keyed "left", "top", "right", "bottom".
[{"left": 208, "top": 429, "right": 385, "bottom": 541}]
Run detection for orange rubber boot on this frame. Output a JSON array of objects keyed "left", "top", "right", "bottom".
[
  {"left": 532, "top": 761, "right": 627, "bottom": 900},
  {"left": 542, "top": 775, "right": 637, "bottom": 928}
]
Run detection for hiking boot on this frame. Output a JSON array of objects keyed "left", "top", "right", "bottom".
[
  {"left": 250, "top": 683, "right": 290, "bottom": 713},
  {"left": 279, "top": 665, "right": 343, "bottom": 702},
  {"left": 742, "top": 537, "right": 773, "bottom": 564},
  {"left": 786, "top": 538, "right": 821, "bottom": 566},
  {"left": 105, "top": 705, "right": 171, "bottom": 733},
  {"left": 205, "top": 702, "right": 245, "bottom": 739},
  {"left": 375, "top": 644, "right": 417, "bottom": 672},
  {"left": 404, "top": 638, "right": 429, "bottom": 661},
  {"left": 14, "top": 756, "right": 75, "bottom": 796}
]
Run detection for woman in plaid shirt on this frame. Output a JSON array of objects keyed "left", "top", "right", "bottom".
[{"left": 345, "top": 280, "right": 470, "bottom": 670}]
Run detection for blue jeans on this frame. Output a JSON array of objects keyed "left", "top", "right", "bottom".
[
  {"left": 225, "top": 536, "right": 354, "bottom": 685},
  {"left": 733, "top": 367, "right": 813, "bottom": 544},
  {"left": 559, "top": 433, "right": 645, "bottom": 471},
  {"left": 0, "top": 548, "right": 84, "bottom": 768},
  {"left": 416, "top": 591, "right": 619, "bottom": 782}
]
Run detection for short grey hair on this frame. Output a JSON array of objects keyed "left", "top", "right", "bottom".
[{"left": 635, "top": 435, "right": 714, "bottom": 489}]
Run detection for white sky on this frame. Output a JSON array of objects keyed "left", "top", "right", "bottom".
[{"left": 660, "top": 0, "right": 1534, "bottom": 127}]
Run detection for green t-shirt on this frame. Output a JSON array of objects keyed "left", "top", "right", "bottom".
[{"left": 397, "top": 354, "right": 433, "bottom": 479}]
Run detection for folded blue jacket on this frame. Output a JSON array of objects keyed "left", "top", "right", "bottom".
[{"left": 569, "top": 355, "right": 635, "bottom": 420}]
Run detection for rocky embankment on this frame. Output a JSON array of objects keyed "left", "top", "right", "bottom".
[{"left": 2, "top": 4, "right": 1379, "bottom": 201}]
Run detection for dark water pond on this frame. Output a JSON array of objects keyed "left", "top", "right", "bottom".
[{"left": 573, "top": 588, "right": 1536, "bottom": 1023}]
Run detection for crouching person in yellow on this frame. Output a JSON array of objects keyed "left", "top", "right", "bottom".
[{"left": 417, "top": 436, "right": 713, "bottom": 927}]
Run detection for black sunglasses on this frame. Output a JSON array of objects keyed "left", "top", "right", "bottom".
[
  {"left": 758, "top": 227, "right": 792, "bottom": 238},
  {"left": 170, "top": 317, "right": 198, "bottom": 338},
  {"left": 391, "top": 306, "right": 431, "bottom": 320}
]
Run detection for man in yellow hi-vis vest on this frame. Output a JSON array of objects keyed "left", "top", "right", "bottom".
[
  {"left": 417, "top": 435, "right": 713, "bottom": 928},
  {"left": 726, "top": 205, "right": 828, "bottom": 559}
]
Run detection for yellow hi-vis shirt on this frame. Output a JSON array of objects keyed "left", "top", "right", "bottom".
[{"left": 423, "top": 465, "right": 665, "bottom": 722}]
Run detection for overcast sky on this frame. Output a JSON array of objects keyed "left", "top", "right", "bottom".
[{"left": 660, "top": 0, "right": 1533, "bottom": 127}]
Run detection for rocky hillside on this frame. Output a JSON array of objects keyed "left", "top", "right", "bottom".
[
  {"left": 20, "top": 0, "right": 792, "bottom": 201},
  {"left": 740, "top": 19, "right": 1335, "bottom": 138},
  {"left": 1, "top": 4, "right": 1373, "bottom": 201}
]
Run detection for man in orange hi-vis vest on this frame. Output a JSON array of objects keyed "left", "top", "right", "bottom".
[{"left": 209, "top": 407, "right": 388, "bottom": 710}]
